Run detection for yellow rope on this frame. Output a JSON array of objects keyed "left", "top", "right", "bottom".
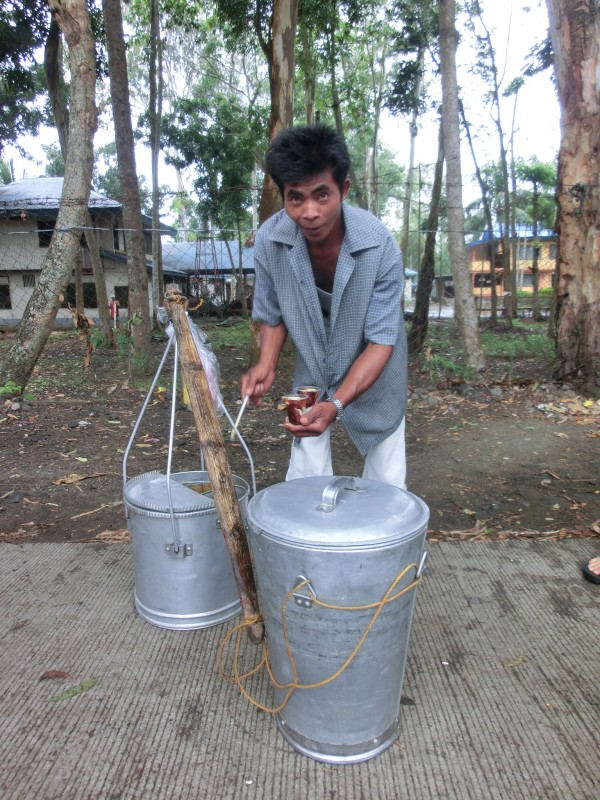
[{"left": 217, "top": 563, "right": 423, "bottom": 715}]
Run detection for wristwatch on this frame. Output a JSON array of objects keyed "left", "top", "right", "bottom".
[{"left": 326, "top": 396, "right": 344, "bottom": 421}]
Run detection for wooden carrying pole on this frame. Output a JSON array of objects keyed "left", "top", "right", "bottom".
[{"left": 163, "top": 288, "right": 263, "bottom": 643}]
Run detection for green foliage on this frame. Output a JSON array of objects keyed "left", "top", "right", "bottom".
[
  {"left": 414, "top": 319, "right": 555, "bottom": 386},
  {"left": 0, "top": 379, "right": 23, "bottom": 397},
  {"left": 480, "top": 329, "right": 554, "bottom": 361},
  {"left": 43, "top": 144, "right": 65, "bottom": 177},
  {"left": 162, "top": 91, "right": 264, "bottom": 231},
  {"left": 93, "top": 142, "right": 152, "bottom": 212},
  {"left": 0, "top": 0, "right": 49, "bottom": 151},
  {"left": 202, "top": 318, "right": 251, "bottom": 348},
  {"left": 89, "top": 328, "right": 110, "bottom": 351},
  {"left": 427, "top": 354, "right": 476, "bottom": 383}
]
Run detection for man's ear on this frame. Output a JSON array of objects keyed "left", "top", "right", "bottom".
[{"left": 341, "top": 178, "right": 350, "bottom": 200}]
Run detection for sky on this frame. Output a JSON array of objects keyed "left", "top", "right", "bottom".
[
  {"left": 5, "top": 0, "right": 560, "bottom": 216},
  {"left": 381, "top": 0, "right": 560, "bottom": 174}
]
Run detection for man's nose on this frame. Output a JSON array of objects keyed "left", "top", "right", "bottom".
[{"left": 301, "top": 199, "right": 319, "bottom": 219}]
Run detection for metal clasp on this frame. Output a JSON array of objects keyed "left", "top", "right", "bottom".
[
  {"left": 165, "top": 543, "right": 193, "bottom": 558},
  {"left": 292, "top": 575, "right": 316, "bottom": 609}
]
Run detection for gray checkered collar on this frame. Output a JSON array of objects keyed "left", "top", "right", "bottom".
[{"left": 268, "top": 202, "right": 381, "bottom": 253}]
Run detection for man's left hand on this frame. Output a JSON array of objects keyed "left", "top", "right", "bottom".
[{"left": 284, "top": 400, "right": 338, "bottom": 437}]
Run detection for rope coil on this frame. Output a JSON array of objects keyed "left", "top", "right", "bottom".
[{"left": 218, "top": 563, "right": 423, "bottom": 714}]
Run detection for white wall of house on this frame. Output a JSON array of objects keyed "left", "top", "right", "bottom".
[{"left": 0, "top": 221, "right": 186, "bottom": 328}]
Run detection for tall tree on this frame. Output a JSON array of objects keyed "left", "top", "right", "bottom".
[
  {"left": 466, "top": 1, "right": 514, "bottom": 319},
  {"left": 438, "top": 0, "right": 485, "bottom": 371},
  {"left": 149, "top": 0, "right": 164, "bottom": 317},
  {"left": 545, "top": 0, "right": 600, "bottom": 391},
  {"left": 102, "top": 0, "right": 152, "bottom": 372},
  {"left": 387, "top": 0, "right": 439, "bottom": 263},
  {"left": 408, "top": 117, "right": 444, "bottom": 354},
  {"left": 44, "top": 17, "right": 112, "bottom": 340},
  {"left": 0, "top": 0, "right": 96, "bottom": 389}
]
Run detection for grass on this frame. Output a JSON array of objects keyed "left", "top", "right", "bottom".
[
  {"left": 200, "top": 318, "right": 252, "bottom": 348},
  {"left": 410, "top": 319, "right": 555, "bottom": 384}
]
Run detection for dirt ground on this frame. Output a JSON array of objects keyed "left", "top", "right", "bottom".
[{"left": 1, "top": 319, "right": 599, "bottom": 545}]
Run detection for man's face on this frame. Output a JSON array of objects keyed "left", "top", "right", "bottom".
[{"left": 283, "top": 169, "right": 350, "bottom": 245}]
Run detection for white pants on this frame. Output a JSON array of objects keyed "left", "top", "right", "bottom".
[{"left": 286, "top": 418, "right": 406, "bottom": 489}]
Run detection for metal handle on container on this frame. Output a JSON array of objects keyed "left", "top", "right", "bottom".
[{"left": 316, "top": 476, "right": 357, "bottom": 512}]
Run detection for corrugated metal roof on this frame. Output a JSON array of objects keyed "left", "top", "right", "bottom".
[
  {"left": 0, "top": 177, "right": 121, "bottom": 211},
  {"left": 468, "top": 226, "right": 555, "bottom": 247},
  {"left": 161, "top": 241, "right": 255, "bottom": 274}
]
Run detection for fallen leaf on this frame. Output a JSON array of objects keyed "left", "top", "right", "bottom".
[
  {"left": 506, "top": 656, "right": 526, "bottom": 668},
  {"left": 39, "top": 670, "right": 70, "bottom": 681},
  {"left": 75, "top": 457, "right": 88, "bottom": 463},
  {"left": 48, "top": 676, "right": 99, "bottom": 702},
  {"left": 52, "top": 472, "right": 108, "bottom": 486},
  {"left": 553, "top": 432, "right": 569, "bottom": 439},
  {"left": 53, "top": 474, "right": 86, "bottom": 485}
]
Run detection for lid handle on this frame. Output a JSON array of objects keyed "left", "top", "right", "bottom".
[{"left": 316, "top": 476, "right": 357, "bottom": 512}]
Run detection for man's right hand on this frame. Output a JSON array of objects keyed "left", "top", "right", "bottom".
[{"left": 240, "top": 363, "right": 276, "bottom": 406}]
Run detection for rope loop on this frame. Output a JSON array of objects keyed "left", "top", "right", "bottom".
[{"left": 218, "top": 563, "right": 423, "bottom": 715}]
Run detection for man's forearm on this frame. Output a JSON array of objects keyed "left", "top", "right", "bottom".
[
  {"left": 332, "top": 343, "right": 393, "bottom": 407},
  {"left": 257, "top": 322, "right": 288, "bottom": 370}
]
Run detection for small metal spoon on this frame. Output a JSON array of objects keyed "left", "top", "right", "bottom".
[{"left": 230, "top": 394, "right": 250, "bottom": 441}]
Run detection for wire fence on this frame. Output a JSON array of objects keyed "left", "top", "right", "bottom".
[{"left": 0, "top": 206, "right": 558, "bottom": 331}]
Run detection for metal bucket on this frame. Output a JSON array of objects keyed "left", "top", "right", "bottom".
[
  {"left": 247, "top": 476, "right": 429, "bottom": 764},
  {"left": 124, "top": 470, "right": 248, "bottom": 630}
]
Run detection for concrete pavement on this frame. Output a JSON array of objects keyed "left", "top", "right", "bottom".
[{"left": 0, "top": 539, "right": 597, "bottom": 799}]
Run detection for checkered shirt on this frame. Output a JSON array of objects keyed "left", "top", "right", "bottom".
[{"left": 252, "top": 202, "right": 408, "bottom": 455}]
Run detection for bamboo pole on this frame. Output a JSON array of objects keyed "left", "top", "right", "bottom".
[{"left": 163, "top": 287, "right": 263, "bottom": 644}]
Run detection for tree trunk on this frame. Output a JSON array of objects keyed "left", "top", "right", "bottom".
[
  {"left": 408, "top": 119, "right": 444, "bottom": 355},
  {"left": 149, "top": 0, "right": 164, "bottom": 319},
  {"left": 0, "top": 0, "right": 96, "bottom": 390},
  {"left": 299, "top": 22, "right": 316, "bottom": 124},
  {"left": 546, "top": 0, "right": 600, "bottom": 391},
  {"left": 400, "top": 52, "right": 424, "bottom": 263},
  {"left": 328, "top": 25, "right": 368, "bottom": 211},
  {"left": 439, "top": 0, "right": 485, "bottom": 372},
  {"left": 257, "top": 0, "right": 298, "bottom": 223},
  {"left": 102, "top": 0, "right": 152, "bottom": 373},
  {"left": 44, "top": 13, "right": 112, "bottom": 341}
]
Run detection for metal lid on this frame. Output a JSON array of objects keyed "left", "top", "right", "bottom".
[
  {"left": 247, "top": 476, "right": 429, "bottom": 548},
  {"left": 124, "top": 471, "right": 216, "bottom": 514}
]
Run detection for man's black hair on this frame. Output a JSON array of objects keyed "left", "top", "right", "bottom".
[{"left": 265, "top": 123, "right": 351, "bottom": 196}]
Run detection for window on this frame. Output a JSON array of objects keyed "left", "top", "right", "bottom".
[
  {"left": 0, "top": 277, "right": 10, "bottom": 309},
  {"left": 114, "top": 286, "right": 129, "bottom": 309},
  {"left": 112, "top": 226, "right": 120, "bottom": 251},
  {"left": 473, "top": 273, "right": 502, "bottom": 288},
  {"left": 37, "top": 220, "right": 56, "bottom": 247},
  {"left": 521, "top": 272, "right": 534, "bottom": 287},
  {"left": 23, "top": 274, "right": 36, "bottom": 288},
  {"left": 60, "top": 283, "right": 99, "bottom": 309},
  {"left": 548, "top": 243, "right": 557, "bottom": 260}
]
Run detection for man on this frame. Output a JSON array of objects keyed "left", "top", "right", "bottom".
[
  {"left": 241, "top": 123, "right": 408, "bottom": 488},
  {"left": 109, "top": 295, "right": 120, "bottom": 329}
]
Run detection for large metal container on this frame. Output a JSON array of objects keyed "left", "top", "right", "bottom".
[
  {"left": 124, "top": 470, "right": 248, "bottom": 630},
  {"left": 247, "top": 476, "right": 429, "bottom": 764}
]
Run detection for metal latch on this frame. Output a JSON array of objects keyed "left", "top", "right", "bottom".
[
  {"left": 292, "top": 575, "right": 316, "bottom": 608},
  {"left": 165, "top": 543, "right": 193, "bottom": 558}
]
